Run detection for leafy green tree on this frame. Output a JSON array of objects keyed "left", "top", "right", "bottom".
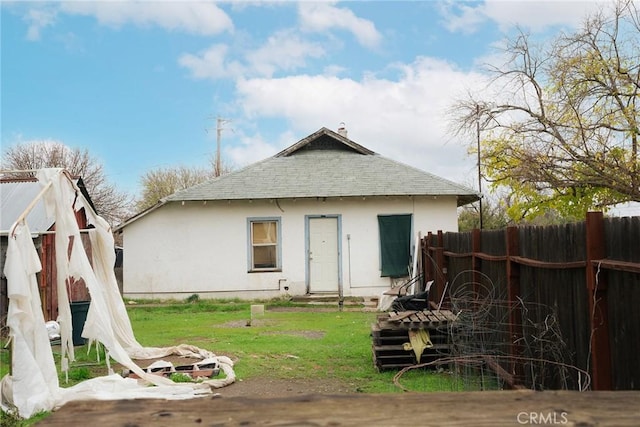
[
  {"left": 458, "top": 196, "right": 511, "bottom": 231},
  {"left": 452, "top": 0, "right": 639, "bottom": 222}
]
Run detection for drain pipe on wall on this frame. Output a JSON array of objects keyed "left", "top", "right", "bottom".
[
  {"left": 278, "top": 278, "right": 288, "bottom": 292},
  {"left": 341, "top": 234, "right": 351, "bottom": 312}
]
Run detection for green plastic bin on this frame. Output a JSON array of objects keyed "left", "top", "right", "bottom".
[{"left": 70, "top": 301, "right": 90, "bottom": 346}]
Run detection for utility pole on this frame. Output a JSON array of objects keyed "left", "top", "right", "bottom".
[
  {"left": 214, "top": 117, "right": 230, "bottom": 177},
  {"left": 476, "top": 104, "right": 483, "bottom": 229}
]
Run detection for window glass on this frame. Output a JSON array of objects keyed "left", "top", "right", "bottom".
[
  {"left": 252, "top": 222, "right": 277, "bottom": 244},
  {"left": 249, "top": 219, "right": 280, "bottom": 270},
  {"left": 253, "top": 246, "right": 277, "bottom": 269}
]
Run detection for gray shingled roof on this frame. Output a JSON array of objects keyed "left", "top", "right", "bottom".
[{"left": 167, "top": 127, "right": 478, "bottom": 206}]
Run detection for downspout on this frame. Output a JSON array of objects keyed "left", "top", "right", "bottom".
[{"left": 341, "top": 234, "right": 351, "bottom": 312}]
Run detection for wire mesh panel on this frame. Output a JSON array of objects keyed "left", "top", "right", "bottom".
[{"left": 390, "top": 273, "right": 590, "bottom": 392}]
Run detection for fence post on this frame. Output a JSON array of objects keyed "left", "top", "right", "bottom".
[
  {"left": 472, "top": 228, "right": 481, "bottom": 295},
  {"left": 506, "top": 226, "right": 523, "bottom": 383},
  {"left": 424, "top": 232, "right": 434, "bottom": 284},
  {"left": 434, "top": 230, "right": 446, "bottom": 306},
  {"left": 585, "top": 211, "right": 612, "bottom": 390}
]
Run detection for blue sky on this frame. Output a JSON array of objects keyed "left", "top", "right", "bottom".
[{"left": 2, "top": 1, "right": 611, "bottom": 201}]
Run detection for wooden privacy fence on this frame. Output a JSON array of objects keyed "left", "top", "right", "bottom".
[{"left": 422, "top": 212, "right": 640, "bottom": 390}]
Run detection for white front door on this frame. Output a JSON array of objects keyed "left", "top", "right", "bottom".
[{"left": 308, "top": 217, "right": 339, "bottom": 293}]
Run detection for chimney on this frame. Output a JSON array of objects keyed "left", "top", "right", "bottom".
[{"left": 337, "top": 122, "right": 348, "bottom": 138}]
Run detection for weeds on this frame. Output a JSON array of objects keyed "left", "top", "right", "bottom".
[
  {"left": 0, "top": 298, "right": 455, "bottom": 424},
  {"left": 0, "top": 408, "right": 49, "bottom": 427},
  {"left": 185, "top": 294, "right": 200, "bottom": 303},
  {"left": 169, "top": 373, "right": 200, "bottom": 383},
  {"left": 67, "top": 367, "right": 91, "bottom": 382},
  {"left": 0, "top": 407, "right": 21, "bottom": 427}
]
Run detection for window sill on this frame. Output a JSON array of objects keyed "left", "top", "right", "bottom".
[{"left": 248, "top": 269, "right": 282, "bottom": 273}]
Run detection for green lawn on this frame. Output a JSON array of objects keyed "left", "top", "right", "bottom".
[
  {"left": 126, "top": 301, "right": 417, "bottom": 393},
  {"left": 0, "top": 299, "right": 483, "bottom": 424}
]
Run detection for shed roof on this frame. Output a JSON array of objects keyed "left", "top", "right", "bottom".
[
  {"left": 0, "top": 176, "right": 95, "bottom": 235},
  {"left": 1, "top": 178, "right": 54, "bottom": 234},
  {"left": 167, "top": 127, "right": 478, "bottom": 205}
]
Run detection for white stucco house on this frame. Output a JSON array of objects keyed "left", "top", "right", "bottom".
[{"left": 117, "top": 127, "right": 478, "bottom": 300}]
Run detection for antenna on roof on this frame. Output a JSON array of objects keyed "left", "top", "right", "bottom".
[{"left": 337, "top": 122, "right": 348, "bottom": 138}]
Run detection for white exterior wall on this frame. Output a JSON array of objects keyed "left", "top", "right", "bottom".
[{"left": 122, "top": 196, "right": 458, "bottom": 300}]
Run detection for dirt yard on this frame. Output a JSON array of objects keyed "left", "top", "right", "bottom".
[
  {"left": 113, "top": 311, "right": 361, "bottom": 398},
  {"left": 122, "top": 354, "right": 359, "bottom": 398},
  {"left": 215, "top": 377, "right": 357, "bottom": 397}
]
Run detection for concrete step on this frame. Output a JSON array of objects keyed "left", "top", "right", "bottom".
[{"left": 290, "top": 294, "right": 379, "bottom": 308}]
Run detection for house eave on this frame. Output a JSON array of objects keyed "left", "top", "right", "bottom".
[
  {"left": 164, "top": 193, "right": 480, "bottom": 205},
  {"left": 114, "top": 200, "right": 167, "bottom": 232}
]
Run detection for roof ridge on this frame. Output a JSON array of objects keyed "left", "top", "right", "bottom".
[
  {"left": 275, "top": 127, "right": 374, "bottom": 157},
  {"left": 1, "top": 176, "right": 39, "bottom": 183}
]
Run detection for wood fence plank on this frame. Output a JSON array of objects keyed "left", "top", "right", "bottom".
[
  {"left": 39, "top": 391, "right": 640, "bottom": 426},
  {"left": 423, "top": 212, "right": 640, "bottom": 390}
]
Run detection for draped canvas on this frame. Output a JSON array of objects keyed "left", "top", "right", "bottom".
[{"left": 1, "top": 169, "right": 235, "bottom": 419}]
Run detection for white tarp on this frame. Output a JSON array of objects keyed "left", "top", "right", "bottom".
[{"left": 1, "top": 169, "right": 235, "bottom": 419}]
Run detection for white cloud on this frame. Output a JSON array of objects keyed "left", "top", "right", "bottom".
[
  {"left": 233, "top": 57, "right": 487, "bottom": 185},
  {"left": 440, "top": 0, "right": 605, "bottom": 34},
  {"left": 59, "top": 1, "right": 233, "bottom": 35},
  {"left": 23, "top": 6, "right": 57, "bottom": 41},
  {"left": 178, "top": 44, "right": 244, "bottom": 79},
  {"left": 323, "top": 64, "right": 347, "bottom": 76},
  {"left": 483, "top": 1, "right": 604, "bottom": 32},
  {"left": 298, "top": 2, "right": 382, "bottom": 49},
  {"left": 437, "top": 2, "right": 486, "bottom": 34},
  {"left": 226, "top": 131, "right": 292, "bottom": 167},
  {"left": 179, "top": 29, "right": 325, "bottom": 79},
  {"left": 245, "top": 29, "right": 326, "bottom": 77},
  {"left": 179, "top": 2, "right": 379, "bottom": 81}
]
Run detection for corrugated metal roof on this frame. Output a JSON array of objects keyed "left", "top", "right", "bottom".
[
  {"left": 167, "top": 127, "right": 479, "bottom": 205},
  {"left": 1, "top": 179, "right": 54, "bottom": 234},
  {"left": 1, "top": 175, "right": 95, "bottom": 235}
]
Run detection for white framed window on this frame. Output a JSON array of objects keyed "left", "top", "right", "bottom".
[{"left": 247, "top": 217, "right": 281, "bottom": 271}]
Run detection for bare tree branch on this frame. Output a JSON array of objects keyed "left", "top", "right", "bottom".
[
  {"left": 1, "top": 141, "right": 134, "bottom": 225},
  {"left": 136, "top": 154, "right": 234, "bottom": 212},
  {"left": 449, "top": 0, "right": 639, "bottom": 220}
]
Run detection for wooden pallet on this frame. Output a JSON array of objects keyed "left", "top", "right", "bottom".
[
  {"left": 124, "top": 362, "right": 221, "bottom": 380},
  {"left": 371, "top": 310, "right": 456, "bottom": 371}
]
